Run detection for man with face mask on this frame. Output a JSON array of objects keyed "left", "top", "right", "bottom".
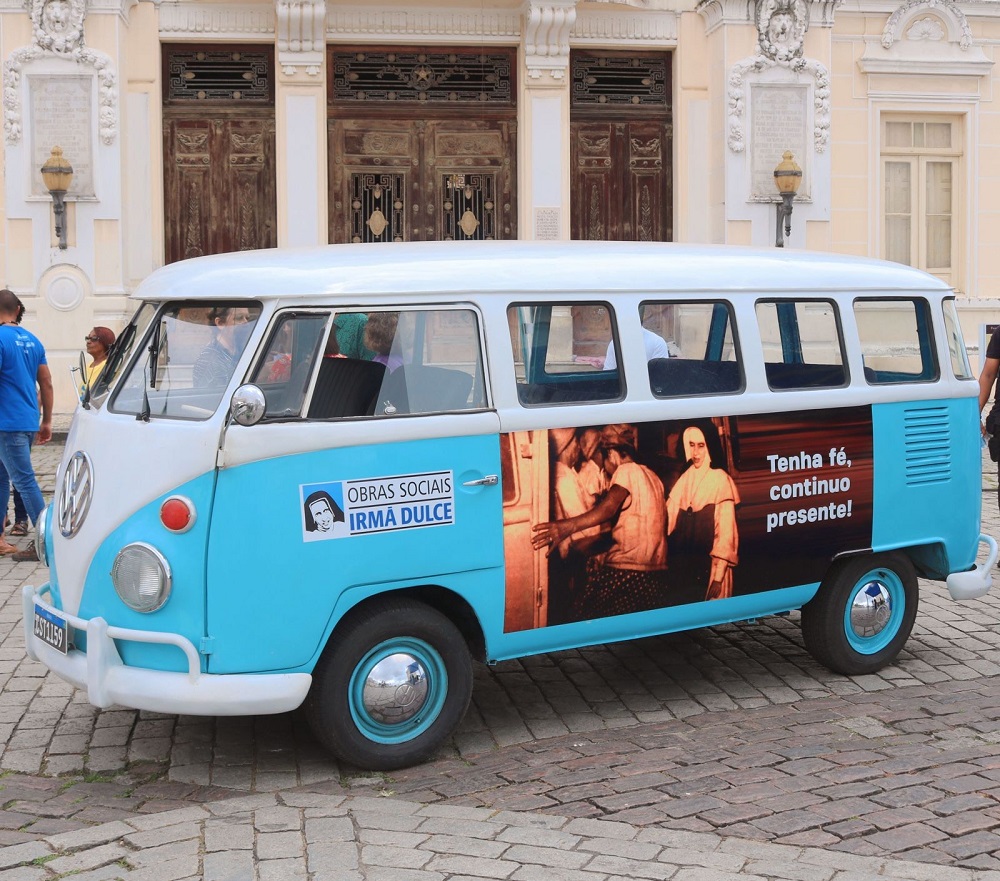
[{"left": 193, "top": 306, "right": 252, "bottom": 387}]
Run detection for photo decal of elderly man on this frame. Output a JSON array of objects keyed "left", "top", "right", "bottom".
[{"left": 302, "top": 485, "right": 347, "bottom": 541}]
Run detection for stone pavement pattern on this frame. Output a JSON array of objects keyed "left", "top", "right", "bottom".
[{"left": 1, "top": 430, "right": 1000, "bottom": 877}]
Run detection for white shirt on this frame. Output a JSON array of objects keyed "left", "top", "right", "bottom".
[{"left": 604, "top": 329, "right": 670, "bottom": 371}]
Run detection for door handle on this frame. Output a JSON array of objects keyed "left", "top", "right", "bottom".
[{"left": 463, "top": 474, "right": 498, "bottom": 487}]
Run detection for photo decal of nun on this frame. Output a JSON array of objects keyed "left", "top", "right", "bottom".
[{"left": 665, "top": 420, "right": 740, "bottom": 605}]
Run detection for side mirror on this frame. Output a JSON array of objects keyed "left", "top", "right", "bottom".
[
  {"left": 230, "top": 384, "right": 266, "bottom": 426},
  {"left": 78, "top": 351, "right": 90, "bottom": 406}
]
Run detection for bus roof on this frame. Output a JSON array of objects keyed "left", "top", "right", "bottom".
[{"left": 132, "top": 241, "right": 953, "bottom": 302}]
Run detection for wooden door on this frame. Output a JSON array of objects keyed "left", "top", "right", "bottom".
[
  {"left": 328, "top": 118, "right": 516, "bottom": 243},
  {"left": 327, "top": 47, "right": 517, "bottom": 244},
  {"left": 570, "top": 51, "right": 672, "bottom": 242},
  {"left": 162, "top": 45, "right": 277, "bottom": 263}
]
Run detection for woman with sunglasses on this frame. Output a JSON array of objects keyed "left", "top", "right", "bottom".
[{"left": 83, "top": 326, "right": 116, "bottom": 394}]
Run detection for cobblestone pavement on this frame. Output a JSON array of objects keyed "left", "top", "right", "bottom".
[{"left": 2, "top": 429, "right": 1000, "bottom": 877}]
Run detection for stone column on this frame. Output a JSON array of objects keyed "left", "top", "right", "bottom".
[
  {"left": 520, "top": 0, "right": 576, "bottom": 241},
  {"left": 275, "top": 0, "right": 327, "bottom": 247}
]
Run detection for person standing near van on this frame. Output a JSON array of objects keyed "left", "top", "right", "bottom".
[
  {"left": 0, "top": 289, "right": 52, "bottom": 562},
  {"left": 979, "top": 327, "right": 1000, "bottom": 512}
]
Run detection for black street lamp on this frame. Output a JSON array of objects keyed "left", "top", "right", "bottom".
[{"left": 40, "top": 146, "right": 74, "bottom": 250}]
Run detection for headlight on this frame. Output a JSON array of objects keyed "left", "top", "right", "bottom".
[{"left": 111, "top": 543, "right": 172, "bottom": 613}]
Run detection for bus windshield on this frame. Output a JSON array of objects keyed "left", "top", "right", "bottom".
[{"left": 109, "top": 301, "right": 262, "bottom": 421}]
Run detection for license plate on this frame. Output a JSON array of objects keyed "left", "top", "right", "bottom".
[{"left": 33, "top": 604, "right": 68, "bottom": 655}]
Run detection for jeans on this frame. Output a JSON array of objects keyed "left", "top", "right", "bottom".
[
  {"left": 12, "top": 486, "right": 25, "bottom": 523},
  {"left": 0, "top": 431, "right": 44, "bottom": 528}
]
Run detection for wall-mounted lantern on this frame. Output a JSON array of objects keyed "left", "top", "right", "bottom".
[
  {"left": 40, "top": 146, "right": 74, "bottom": 250},
  {"left": 773, "top": 150, "right": 802, "bottom": 249}
]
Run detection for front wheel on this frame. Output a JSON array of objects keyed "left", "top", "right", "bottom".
[
  {"left": 305, "top": 597, "right": 473, "bottom": 770},
  {"left": 801, "top": 552, "right": 918, "bottom": 676}
]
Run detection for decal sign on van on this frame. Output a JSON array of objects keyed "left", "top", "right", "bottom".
[
  {"left": 301, "top": 471, "right": 454, "bottom": 541},
  {"left": 502, "top": 407, "right": 874, "bottom": 632}
]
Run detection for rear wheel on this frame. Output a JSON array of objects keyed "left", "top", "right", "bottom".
[
  {"left": 305, "top": 597, "right": 473, "bottom": 770},
  {"left": 801, "top": 552, "right": 918, "bottom": 675}
]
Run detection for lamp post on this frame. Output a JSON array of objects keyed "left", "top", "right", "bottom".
[
  {"left": 773, "top": 150, "right": 802, "bottom": 248},
  {"left": 40, "top": 146, "right": 73, "bottom": 250}
]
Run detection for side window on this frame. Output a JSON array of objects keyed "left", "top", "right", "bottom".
[
  {"left": 302, "top": 308, "right": 487, "bottom": 420},
  {"left": 250, "top": 312, "right": 328, "bottom": 417},
  {"left": 755, "top": 299, "right": 846, "bottom": 389},
  {"left": 854, "top": 298, "right": 938, "bottom": 384},
  {"left": 642, "top": 300, "right": 743, "bottom": 397},
  {"left": 942, "top": 298, "right": 973, "bottom": 380},
  {"left": 508, "top": 303, "right": 623, "bottom": 405}
]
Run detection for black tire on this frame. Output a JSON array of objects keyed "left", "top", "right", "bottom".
[
  {"left": 305, "top": 597, "right": 473, "bottom": 770},
  {"left": 801, "top": 552, "right": 918, "bottom": 676}
]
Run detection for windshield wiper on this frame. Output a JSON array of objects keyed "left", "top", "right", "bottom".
[{"left": 137, "top": 320, "right": 162, "bottom": 423}]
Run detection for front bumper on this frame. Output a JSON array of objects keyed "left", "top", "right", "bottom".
[
  {"left": 946, "top": 533, "right": 998, "bottom": 601},
  {"left": 22, "top": 584, "right": 311, "bottom": 716}
]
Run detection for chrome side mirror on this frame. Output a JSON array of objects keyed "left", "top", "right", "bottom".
[{"left": 230, "top": 384, "right": 266, "bottom": 426}]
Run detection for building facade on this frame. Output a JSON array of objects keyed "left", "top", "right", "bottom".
[{"left": 2, "top": 0, "right": 999, "bottom": 411}]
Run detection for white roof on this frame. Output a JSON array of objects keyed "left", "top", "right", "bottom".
[{"left": 132, "top": 240, "right": 952, "bottom": 302}]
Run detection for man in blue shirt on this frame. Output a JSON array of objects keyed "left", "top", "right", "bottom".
[{"left": 0, "top": 289, "right": 52, "bottom": 562}]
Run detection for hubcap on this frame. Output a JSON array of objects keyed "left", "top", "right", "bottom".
[
  {"left": 850, "top": 579, "right": 892, "bottom": 638},
  {"left": 362, "top": 652, "right": 429, "bottom": 726}
]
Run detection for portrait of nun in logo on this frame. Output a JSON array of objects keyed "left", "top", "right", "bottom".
[{"left": 302, "top": 486, "right": 347, "bottom": 540}]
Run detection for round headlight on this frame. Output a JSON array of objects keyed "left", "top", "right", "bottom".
[{"left": 111, "top": 543, "right": 171, "bottom": 613}]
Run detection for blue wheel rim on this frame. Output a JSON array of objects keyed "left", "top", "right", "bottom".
[
  {"left": 843, "top": 567, "right": 906, "bottom": 655},
  {"left": 348, "top": 637, "right": 449, "bottom": 745}
]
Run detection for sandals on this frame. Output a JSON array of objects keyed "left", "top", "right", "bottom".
[
  {"left": 9, "top": 521, "right": 27, "bottom": 536},
  {"left": 0, "top": 540, "right": 18, "bottom": 555}
]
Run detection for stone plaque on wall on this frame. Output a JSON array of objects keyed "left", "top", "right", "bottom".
[
  {"left": 30, "top": 75, "right": 94, "bottom": 198},
  {"left": 749, "top": 83, "right": 809, "bottom": 201}
]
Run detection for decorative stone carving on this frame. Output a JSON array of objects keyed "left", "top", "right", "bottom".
[
  {"left": 584, "top": 0, "right": 673, "bottom": 8},
  {"left": 4, "top": 0, "right": 118, "bottom": 145},
  {"left": 523, "top": 1, "right": 576, "bottom": 82},
  {"left": 573, "top": 7, "right": 677, "bottom": 44},
  {"left": 277, "top": 0, "right": 325, "bottom": 77},
  {"left": 726, "top": 0, "right": 831, "bottom": 154},
  {"left": 756, "top": 0, "right": 807, "bottom": 63},
  {"left": 327, "top": 6, "right": 520, "bottom": 42},
  {"left": 881, "top": 0, "right": 970, "bottom": 50},
  {"left": 858, "top": 0, "right": 991, "bottom": 77}
]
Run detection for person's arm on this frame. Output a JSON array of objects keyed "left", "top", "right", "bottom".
[
  {"left": 979, "top": 356, "right": 1000, "bottom": 436},
  {"left": 36, "top": 363, "right": 53, "bottom": 444},
  {"left": 531, "top": 484, "right": 629, "bottom": 553}
]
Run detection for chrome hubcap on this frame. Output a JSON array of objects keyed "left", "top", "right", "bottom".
[
  {"left": 850, "top": 580, "right": 892, "bottom": 638},
  {"left": 362, "top": 652, "right": 429, "bottom": 726}
]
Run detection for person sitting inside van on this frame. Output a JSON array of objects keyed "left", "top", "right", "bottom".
[
  {"left": 603, "top": 328, "right": 670, "bottom": 371},
  {"left": 193, "top": 306, "right": 251, "bottom": 387}
]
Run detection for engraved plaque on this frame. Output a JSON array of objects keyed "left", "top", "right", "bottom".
[
  {"left": 535, "top": 207, "right": 559, "bottom": 240},
  {"left": 749, "top": 84, "right": 809, "bottom": 201},
  {"left": 30, "top": 75, "right": 94, "bottom": 198}
]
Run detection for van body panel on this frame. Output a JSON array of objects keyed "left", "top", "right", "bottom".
[
  {"left": 871, "top": 398, "right": 982, "bottom": 575},
  {"left": 77, "top": 471, "right": 216, "bottom": 672},
  {"left": 206, "top": 429, "right": 504, "bottom": 673}
]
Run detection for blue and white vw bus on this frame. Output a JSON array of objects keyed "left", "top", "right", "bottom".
[{"left": 23, "top": 241, "right": 997, "bottom": 769}]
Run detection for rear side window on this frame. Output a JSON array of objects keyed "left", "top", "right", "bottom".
[
  {"left": 508, "top": 303, "right": 623, "bottom": 405},
  {"left": 755, "top": 299, "right": 846, "bottom": 389},
  {"left": 641, "top": 300, "right": 742, "bottom": 397},
  {"left": 943, "top": 298, "right": 972, "bottom": 380},
  {"left": 854, "top": 298, "right": 937, "bottom": 384}
]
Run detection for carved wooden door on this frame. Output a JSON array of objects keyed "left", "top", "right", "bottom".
[
  {"left": 328, "top": 118, "right": 516, "bottom": 243},
  {"left": 571, "top": 120, "right": 671, "bottom": 242},
  {"left": 327, "top": 47, "right": 517, "bottom": 244},
  {"left": 570, "top": 51, "right": 672, "bottom": 242},
  {"left": 162, "top": 45, "right": 277, "bottom": 263}
]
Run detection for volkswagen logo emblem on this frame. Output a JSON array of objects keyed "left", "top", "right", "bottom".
[{"left": 57, "top": 452, "right": 93, "bottom": 538}]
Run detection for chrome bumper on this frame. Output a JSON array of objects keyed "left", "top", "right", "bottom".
[
  {"left": 946, "top": 534, "right": 998, "bottom": 601},
  {"left": 22, "top": 585, "right": 311, "bottom": 716}
]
